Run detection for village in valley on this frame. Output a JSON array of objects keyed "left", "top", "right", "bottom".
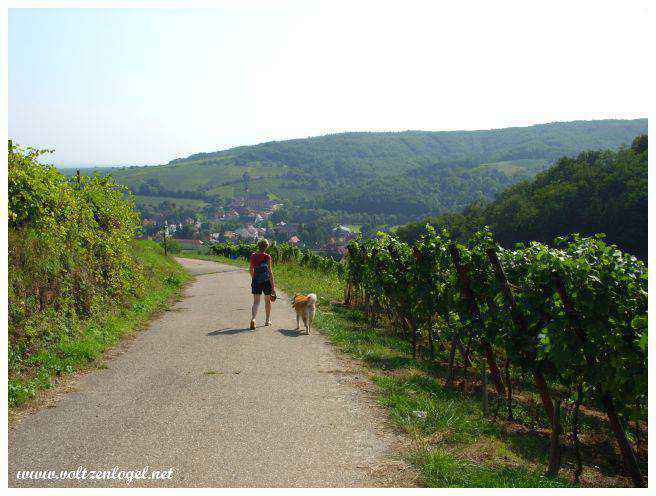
[{"left": 137, "top": 175, "right": 359, "bottom": 256}]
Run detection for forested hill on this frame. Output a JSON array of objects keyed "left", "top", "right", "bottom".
[
  {"left": 397, "top": 134, "right": 648, "bottom": 259},
  {"left": 110, "top": 119, "right": 647, "bottom": 222}
]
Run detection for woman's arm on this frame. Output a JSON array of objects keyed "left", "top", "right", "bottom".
[{"left": 269, "top": 256, "right": 275, "bottom": 289}]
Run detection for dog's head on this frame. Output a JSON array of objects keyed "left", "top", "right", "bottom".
[{"left": 292, "top": 293, "right": 316, "bottom": 308}]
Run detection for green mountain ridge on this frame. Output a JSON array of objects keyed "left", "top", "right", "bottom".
[
  {"left": 107, "top": 119, "right": 647, "bottom": 222},
  {"left": 397, "top": 134, "right": 648, "bottom": 258}
]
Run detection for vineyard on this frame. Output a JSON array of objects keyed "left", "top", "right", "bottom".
[
  {"left": 8, "top": 143, "right": 187, "bottom": 406},
  {"left": 210, "top": 241, "right": 346, "bottom": 276},
  {"left": 218, "top": 230, "right": 647, "bottom": 486}
]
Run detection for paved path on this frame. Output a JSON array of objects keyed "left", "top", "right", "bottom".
[{"left": 9, "top": 258, "right": 396, "bottom": 487}]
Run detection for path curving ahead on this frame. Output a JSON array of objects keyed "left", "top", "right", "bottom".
[{"left": 9, "top": 258, "right": 399, "bottom": 487}]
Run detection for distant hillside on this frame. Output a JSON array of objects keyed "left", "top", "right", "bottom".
[
  {"left": 108, "top": 119, "right": 647, "bottom": 222},
  {"left": 397, "top": 134, "right": 648, "bottom": 259}
]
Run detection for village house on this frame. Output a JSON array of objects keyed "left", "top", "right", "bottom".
[
  {"left": 236, "top": 225, "right": 266, "bottom": 241},
  {"left": 223, "top": 231, "right": 238, "bottom": 242},
  {"left": 332, "top": 224, "right": 358, "bottom": 241}
]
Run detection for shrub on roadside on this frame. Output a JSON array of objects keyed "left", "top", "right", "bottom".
[{"left": 8, "top": 143, "right": 186, "bottom": 405}]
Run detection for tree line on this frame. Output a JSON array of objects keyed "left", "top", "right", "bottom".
[{"left": 396, "top": 135, "right": 648, "bottom": 260}]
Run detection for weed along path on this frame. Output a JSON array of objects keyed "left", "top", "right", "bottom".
[{"left": 9, "top": 257, "right": 402, "bottom": 488}]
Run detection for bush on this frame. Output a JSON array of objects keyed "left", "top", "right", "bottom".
[{"left": 8, "top": 143, "right": 160, "bottom": 382}]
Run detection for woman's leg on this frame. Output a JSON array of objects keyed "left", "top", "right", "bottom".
[
  {"left": 264, "top": 295, "right": 272, "bottom": 324},
  {"left": 251, "top": 294, "right": 261, "bottom": 320}
]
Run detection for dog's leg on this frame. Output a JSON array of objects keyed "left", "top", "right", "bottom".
[
  {"left": 295, "top": 312, "right": 300, "bottom": 331},
  {"left": 305, "top": 309, "right": 311, "bottom": 334}
]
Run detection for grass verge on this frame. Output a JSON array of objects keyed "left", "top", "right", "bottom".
[{"left": 8, "top": 240, "right": 189, "bottom": 408}]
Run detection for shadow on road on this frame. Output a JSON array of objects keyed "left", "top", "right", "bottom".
[
  {"left": 207, "top": 327, "right": 255, "bottom": 336},
  {"left": 278, "top": 328, "right": 307, "bottom": 337}
]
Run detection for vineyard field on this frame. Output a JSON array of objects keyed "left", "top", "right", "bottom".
[{"left": 215, "top": 231, "right": 648, "bottom": 487}]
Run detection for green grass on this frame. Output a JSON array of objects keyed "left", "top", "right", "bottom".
[
  {"left": 8, "top": 241, "right": 189, "bottom": 408},
  {"left": 417, "top": 451, "right": 568, "bottom": 488}
]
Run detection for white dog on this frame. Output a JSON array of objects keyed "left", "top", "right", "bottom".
[{"left": 291, "top": 293, "right": 317, "bottom": 334}]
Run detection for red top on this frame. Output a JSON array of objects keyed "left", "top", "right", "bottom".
[{"left": 250, "top": 252, "right": 272, "bottom": 270}]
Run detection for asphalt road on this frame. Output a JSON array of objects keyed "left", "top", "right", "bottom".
[{"left": 8, "top": 258, "right": 396, "bottom": 487}]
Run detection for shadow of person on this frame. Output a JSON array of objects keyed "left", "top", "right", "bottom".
[
  {"left": 207, "top": 327, "right": 254, "bottom": 336},
  {"left": 278, "top": 328, "right": 306, "bottom": 337}
]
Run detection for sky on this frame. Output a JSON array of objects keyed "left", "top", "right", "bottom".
[{"left": 8, "top": 0, "right": 649, "bottom": 167}]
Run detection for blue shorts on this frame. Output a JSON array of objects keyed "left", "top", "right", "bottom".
[{"left": 251, "top": 280, "right": 273, "bottom": 295}]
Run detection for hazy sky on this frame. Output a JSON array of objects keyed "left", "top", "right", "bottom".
[{"left": 9, "top": 1, "right": 649, "bottom": 166}]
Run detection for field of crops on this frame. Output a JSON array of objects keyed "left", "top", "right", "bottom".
[{"left": 219, "top": 229, "right": 647, "bottom": 487}]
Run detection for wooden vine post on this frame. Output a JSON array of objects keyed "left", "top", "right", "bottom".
[
  {"left": 482, "top": 357, "right": 489, "bottom": 415},
  {"left": 552, "top": 272, "right": 645, "bottom": 488},
  {"left": 163, "top": 221, "right": 168, "bottom": 256},
  {"left": 445, "top": 312, "right": 463, "bottom": 386},
  {"left": 389, "top": 246, "right": 417, "bottom": 358},
  {"left": 505, "top": 356, "right": 513, "bottom": 420},
  {"left": 449, "top": 244, "right": 506, "bottom": 397},
  {"left": 343, "top": 245, "right": 353, "bottom": 306},
  {"left": 547, "top": 399, "right": 563, "bottom": 476},
  {"left": 572, "top": 383, "right": 583, "bottom": 483},
  {"left": 485, "top": 248, "right": 555, "bottom": 424}
]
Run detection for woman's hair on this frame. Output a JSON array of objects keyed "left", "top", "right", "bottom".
[{"left": 258, "top": 239, "right": 270, "bottom": 252}]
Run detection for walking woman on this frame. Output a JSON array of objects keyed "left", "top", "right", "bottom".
[{"left": 249, "top": 239, "right": 276, "bottom": 330}]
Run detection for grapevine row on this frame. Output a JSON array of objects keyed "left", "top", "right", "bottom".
[
  {"left": 210, "top": 241, "right": 346, "bottom": 276},
  {"left": 345, "top": 226, "right": 646, "bottom": 486}
]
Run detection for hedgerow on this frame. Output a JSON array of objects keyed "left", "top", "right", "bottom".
[{"left": 8, "top": 143, "right": 185, "bottom": 405}]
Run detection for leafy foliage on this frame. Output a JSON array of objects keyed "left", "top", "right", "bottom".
[
  {"left": 346, "top": 227, "right": 647, "bottom": 424},
  {"left": 398, "top": 135, "right": 648, "bottom": 259},
  {"left": 8, "top": 143, "right": 185, "bottom": 405}
]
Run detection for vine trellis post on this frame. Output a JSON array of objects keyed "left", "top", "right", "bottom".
[
  {"left": 485, "top": 247, "right": 555, "bottom": 424},
  {"left": 449, "top": 244, "right": 506, "bottom": 398}
]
